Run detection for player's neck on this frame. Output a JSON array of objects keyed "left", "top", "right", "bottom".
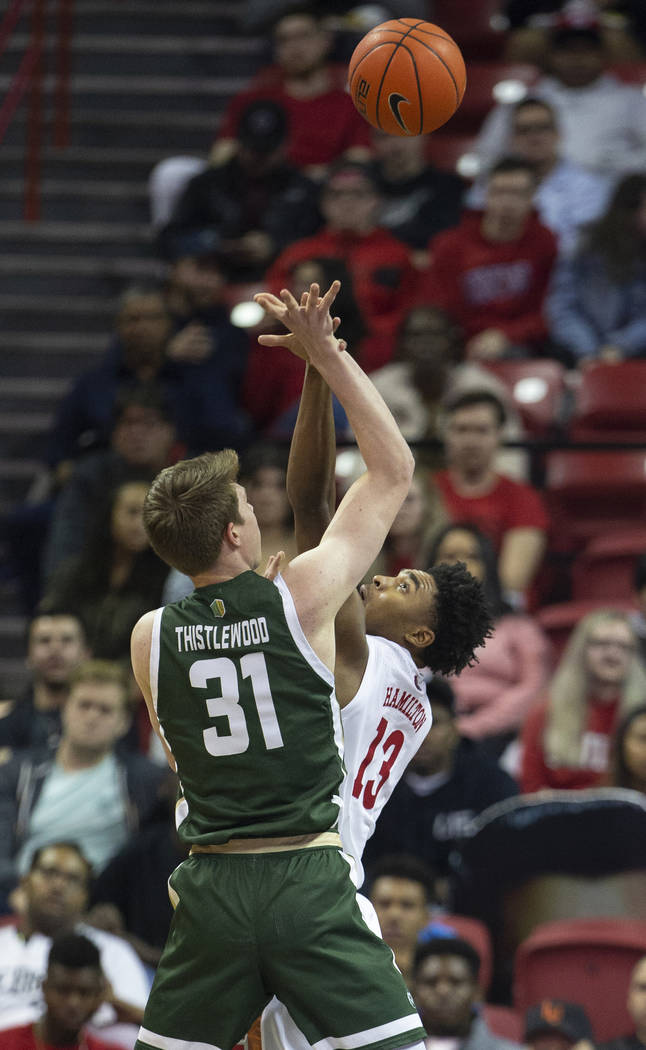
[{"left": 191, "top": 551, "right": 253, "bottom": 588}]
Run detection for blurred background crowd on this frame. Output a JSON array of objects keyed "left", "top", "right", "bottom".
[{"left": 3, "top": 0, "right": 646, "bottom": 1047}]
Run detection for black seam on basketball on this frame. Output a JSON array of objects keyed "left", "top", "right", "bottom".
[
  {"left": 399, "top": 36, "right": 462, "bottom": 105},
  {"left": 349, "top": 39, "right": 399, "bottom": 84},
  {"left": 411, "top": 45, "right": 423, "bottom": 135},
  {"left": 374, "top": 19, "right": 434, "bottom": 128}
]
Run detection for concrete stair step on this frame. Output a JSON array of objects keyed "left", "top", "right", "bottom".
[
  {"left": 0, "top": 220, "right": 152, "bottom": 256},
  {"left": 0, "top": 294, "right": 115, "bottom": 333},
  {"left": 1, "top": 146, "right": 172, "bottom": 183},
  {"left": 4, "top": 109, "right": 219, "bottom": 150}
]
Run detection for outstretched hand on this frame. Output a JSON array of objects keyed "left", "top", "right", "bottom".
[
  {"left": 254, "top": 281, "right": 347, "bottom": 361},
  {"left": 263, "top": 551, "right": 284, "bottom": 581}
]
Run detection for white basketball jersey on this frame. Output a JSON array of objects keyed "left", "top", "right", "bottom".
[{"left": 339, "top": 634, "right": 432, "bottom": 888}]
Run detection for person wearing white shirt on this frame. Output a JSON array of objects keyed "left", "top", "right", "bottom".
[
  {"left": 474, "top": 22, "right": 646, "bottom": 181},
  {"left": 468, "top": 97, "right": 610, "bottom": 255},
  {"left": 0, "top": 842, "right": 150, "bottom": 1050}
]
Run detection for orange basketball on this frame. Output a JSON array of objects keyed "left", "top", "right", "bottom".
[{"left": 348, "top": 18, "right": 466, "bottom": 136}]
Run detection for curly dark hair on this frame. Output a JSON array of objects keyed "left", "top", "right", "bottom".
[{"left": 423, "top": 561, "right": 494, "bottom": 677}]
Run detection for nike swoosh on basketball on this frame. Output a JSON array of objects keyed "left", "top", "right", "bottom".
[{"left": 388, "top": 92, "right": 410, "bottom": 132}]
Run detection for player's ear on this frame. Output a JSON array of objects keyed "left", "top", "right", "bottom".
[
  {"left": 404, "top": 625, "right": 434, "bottom": 650},
  {"left": 225, "top": 521, "right": 241, "bottom": 548}
]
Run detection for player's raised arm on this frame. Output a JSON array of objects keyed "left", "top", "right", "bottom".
[
  {"left": 285, "top": 358, "right": 370, "bottom": 701},
  {"left": 255, "top": 281, "right": 414, "bottom": 631}
]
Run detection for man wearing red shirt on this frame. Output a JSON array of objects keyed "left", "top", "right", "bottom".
[
  {"left": 2, "top": 933, "right": 120, "bottom": 1050},
  {"left": 213, "top": 9, "right": 371, "bottom": 176},
  {"left": 420, "top": 156, "right": 558, "bottom": 360},
  {"left": 266, "top": 160, "right": 414, "bottom": 372},
  {"left": 433, "top": 389, "right": 549, "bottom": 608}
]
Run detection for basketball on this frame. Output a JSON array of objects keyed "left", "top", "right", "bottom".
[{"left": 348, "top": 18, "right": 466, "bottom": 137}]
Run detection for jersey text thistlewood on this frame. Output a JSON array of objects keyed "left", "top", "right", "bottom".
[{"left": 175, "top": 618, "right": 270, "bottom": 652}]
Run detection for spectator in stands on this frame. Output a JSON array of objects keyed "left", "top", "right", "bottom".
[
  {"left": 0, "top": 931, "right": 120, "bottom": 1050},
  {"left": 368, "top": 472, "right": 447, "bottom": 581},
  {"left": 429, "top": 522, "right": 550, "bottom": 758},
  {"left": 546, "top": 173, "right": 646, "bottom": 364},
  {"left": 599, "top": 955, "right": 646, "bottom": 1050},
  {"left": 0, "top": 661, "right": 166, "bottom": 904},
  {"left": 370, "top": 306, "right": 531, "bottom": 481},
  {"left": 87, "top": 775, "right": 186, "bottom": 971},
  {"left": 158, "top": 99, "right": 321, "bottom": 283},
  {"left": 363, "top": 678, "right": 518, "bottom": 903},
  {"left": 43, "top": 384, "right": 178, "bottom": 583},
  {"left": 430, "top": 389, "right": 550, "bottom": 607},
  {"left": 266, "top": 159, "right": 416, "bottom": 371},
  {"left": 503, "top": 0, "right": 646, "bottom": 64},
  {"left": 212, "top": 7, "right": 371, "bottom": 176},
  {"left": 476, "top": 17, "right": 646, "bottom": 181},
  {"left": 468, "top": 97, "right": 609, "bottom": 256},
  {"left": 0, "top": 611, "right": 89, "bottom": 753},
  {"left": 48, "top": 281, "right": 250, "bottom": 478},
  {"left": 239, "top": 443, "right": 298, "bottom": 571},
  {"left": 40, "top": 481, "right": 170, "bottom": 663},
  {"left": 163, "top": 241, "right": 253, "bottom": 452},
  {"left": 0, "top": 843, "right": 150, "bottom": 1048},
  {"left": 367, "top": 854, "right": 437, "bottom": 989},
  {"left": 371, "top": 129, "right": 465, "bottom": 266},
  {"left": 242, "top": 255, "right": 366, "bottom": 434},
  {"left": 413, "top": 937, "right": 524, "bottom": 1050},
  {"left": 419, "top": 157, "right": 558, "bottom": 361},
  {"left": 520, "top": 609, "right": 646, "bottom": 792},
  {"left": 524, "top": 998, "right": 595, "bottom": 1050},
  {"left": 609, "top": 704, "right": 646, "bottom": 794}
]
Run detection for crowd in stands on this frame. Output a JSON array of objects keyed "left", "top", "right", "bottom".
[{"left": 4, "top": 0, "right": 646, "bottom": 1046}]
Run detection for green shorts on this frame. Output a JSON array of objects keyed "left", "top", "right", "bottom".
[{"left": 135, "top": 848, "right": 425, "bottom": 1050}]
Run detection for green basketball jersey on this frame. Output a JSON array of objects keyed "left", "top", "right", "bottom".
[{"left": 150, "top": 570, "right": 344, "bottom": 846}]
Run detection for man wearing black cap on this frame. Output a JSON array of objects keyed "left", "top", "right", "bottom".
[
  {"left": 524, "top": 999, "right": 595, "bottom": 1050},
  {"left": 474, "top": 14, "right": 646, "bottom": 179},
  {"left": 161, "top": 98, "right": 321, "bottom": 282}
]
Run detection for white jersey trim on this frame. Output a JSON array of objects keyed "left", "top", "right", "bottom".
[
  {"left": 138, "top": 1026, "right": 223, "bottom": 1050},
  {"left": 273, "top": 573, "right": 334, "bottom": 689},
  {"left": 310, "top": 1012, "right": 423, "bottom": 1050},
  {"left": 149, "top": 606, "right": 164, "bottom": 717}
]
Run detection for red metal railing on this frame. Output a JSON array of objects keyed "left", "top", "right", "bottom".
[{"left": 0, "top": 0, "right": 74, "bottom": 220}]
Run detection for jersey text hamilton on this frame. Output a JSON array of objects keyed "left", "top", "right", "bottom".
[
  {"left": 383, "top": 686, "right": 428, "bottom": 732},
  {"left": 175, "top": 617, "right": 270, "bottom": 652}
]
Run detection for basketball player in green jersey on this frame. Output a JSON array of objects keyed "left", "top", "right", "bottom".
[{"left": 130, "top": 281, "right": 428, "bottom": 1050}]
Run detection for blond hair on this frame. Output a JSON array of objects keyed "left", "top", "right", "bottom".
[
  {"left": 68, "top": 659, "right": 130, "bottom": 709},
  {"left": 143, "top": 449, "right": 242, "bottom": 577},
  {"left": 544, "top": 609, "right": 646, "bottom": 767}
]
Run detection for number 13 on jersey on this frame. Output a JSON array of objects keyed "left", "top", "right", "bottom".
[{"left": 352, "top": 717, "right": 404, "bottom": 811}]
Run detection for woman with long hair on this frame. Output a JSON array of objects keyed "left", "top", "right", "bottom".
[
  {"left": 428, "top": 521, "right": 550, "bottom": 760},
  {"left": 521, "top": 609, "right": 646, "bottom": 792},
  {"left": 547, "top": 173, "right": 646, "bottom": 364},
  {"left": 40, "top": 479, "right": 170, "bottom": 663}
]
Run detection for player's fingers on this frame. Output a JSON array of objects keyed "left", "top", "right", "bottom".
[
  {"left": 321, "top": 279, "right": 341, "bottom": 311},
  {"left": 305, "top": 283, "right": 320, "bottom": 313},
  {"left": 279, "top": 288, "right": 299, "bottom": 311},
  {"left": 257, "top": 334, "right": 291, "bottom": 347},
  {"left": 300, "top": 291, "right": 308, "bottom": 306},
  {"left": 254, "top": 292, "right": 283, "bottom": 309},
  {"left": 337, "top": 339, "right": 347, "bottom": 352},
  {"left": 332, "top": 316, "right": 341, "bottom": 332}
]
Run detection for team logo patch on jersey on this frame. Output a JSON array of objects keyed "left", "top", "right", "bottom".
[{"left": 210, "top": 598, "right": 226, "bottom": 617}]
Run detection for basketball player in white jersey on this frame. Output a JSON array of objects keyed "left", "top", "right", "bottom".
[{"left": 253, "top": 298, "right": 493, "bottom": 1050}]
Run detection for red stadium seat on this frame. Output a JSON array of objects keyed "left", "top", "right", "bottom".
[
  {"left": 569, "top": 361, "right": 646, "bottom": 443},
  {"left": 483, "top": 1005, "right": 524, "bottom": 1042},
  {"left": 514, "top": 917, "right": 646, "bottom": 1042},
  {"left": 544, "top": 449, "right": 646, "bottom": 551},
  {"left": 432, "top": 913, "right": 494, "bottom": 995},
  {"left": 481, "top": 359, "right": 568, "bottom": 436},
  {"left": 429, "top": 0, "right": 510, "bottom": 59},
  {"left": 536, "top": 597, "right": 638, "bottom": 666},
  {"left": 571, "top": 526, "right": 646, "bottom": 602},
  {"left": 448, "top": 61, "right": 539, "bottom": 133},
  {"left": 610, "top": 63, "right": 646, "bottom": 86}
]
